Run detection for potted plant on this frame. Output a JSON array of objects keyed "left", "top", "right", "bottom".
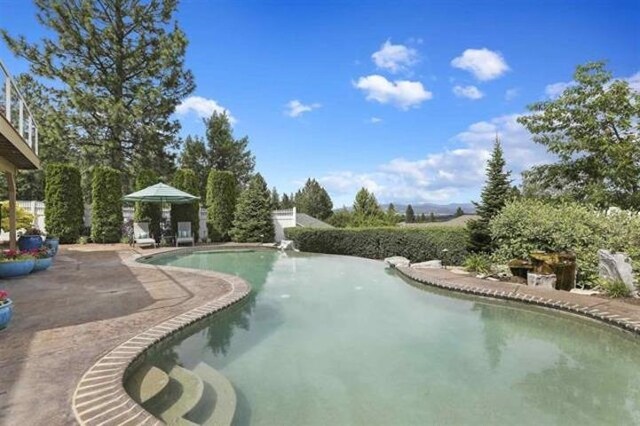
[
  {"left": 31, "top": 247, "right": 53, "bottom": 272},
  {"left": 44, "top": 234, "right": 60, "bottom": 256},
  {"left": 18, "top": 227, "right": 44, "bottom": 252},
  {"left": 0, "top": 290, "right": 13, "bottom": 330},
  {"left": 0, "top": 250, "right": 36, "bottom": 278}
]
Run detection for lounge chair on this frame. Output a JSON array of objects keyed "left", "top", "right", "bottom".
[
  {"left": 176, "top": 222, "right": 195, "bottom": 247},
  {"left": 133, "top": 222, "right": 156, "bottom": 248}
]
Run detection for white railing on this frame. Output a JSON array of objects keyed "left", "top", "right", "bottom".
[{"left": 0, "top": 59, "right": 39, "bottom": 155}]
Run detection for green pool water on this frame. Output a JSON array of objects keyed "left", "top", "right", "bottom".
[{"left": 132, "top": 250, "right": 640, "bottom": 425}]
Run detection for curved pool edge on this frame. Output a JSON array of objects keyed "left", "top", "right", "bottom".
[
  {"left": 395, "top": 266, "right": 640, "bottom": 337},
  {"left": 71, "top": 246, "right": 260, "bottom": 426}
]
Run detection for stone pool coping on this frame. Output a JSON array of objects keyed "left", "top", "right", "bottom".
[
  {"left": 71, "top": 246, "right": 257, "bottom": 426},
  {"left": 71, "top": 249, "right": 640, "bottom": 425},
  {"left": 396, "top": 266, "right": 640, "bottom": 336}
]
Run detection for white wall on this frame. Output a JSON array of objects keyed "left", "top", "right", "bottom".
[{"left": 272, "top": 207, "right": 296, "bottom": 241}]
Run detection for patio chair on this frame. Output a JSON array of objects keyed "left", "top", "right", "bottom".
[
  {"left": 133, "top": 222, "right": 156, "bottom": 248},
  {"left": 176, "top": 222, "right": 195, "bottom": 247}
]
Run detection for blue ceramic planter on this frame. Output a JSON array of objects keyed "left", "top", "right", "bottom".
[
  {"left": 18, "top": 235, "right": 43, "bottom": 252},
  {"left": 44, "top": 237, "right": 59, "bottom": 256},
  {"left": 0, "top": 299, "right": 13, "bottom": 330},
  {"left": 33, "top": 257, "right": 53, "bottom": 272},
  {"left": 0, "top": 259, "right": 35, "bottom": 278}
]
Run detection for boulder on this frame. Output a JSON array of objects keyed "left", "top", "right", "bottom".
[
  {"left": 598, "top": 249, "right": 636, "bottom": 294},
  {"left": 527, "top": 273, "right": 557, "bottom": 290},
  {"left": 278, "top": 240, "right": 296, "bottom": 251},
  {"left": 384, "top": 256, "right": 411, "bottom": 268},
  {"left": 411, "top": 260, "right": 442, "bottom": 269}
]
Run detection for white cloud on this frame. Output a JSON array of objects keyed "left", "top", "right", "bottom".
[
  {"left": 354, "top": 74, "right": 432, "bottom": 110},
  {"left": 371, "top": 40, "right": 418, "bottom": 74},
  {"left": 451, "top": 48, "right": 510, "bottom": 81},
  {"left": 316, "top": 114, "right": 552, "bottom": 206},
  {"left": 624, "top": 71, "right": 640, "bottom": 92},
  {"left": 504, "top": 88, "right": 519, "bottom": 101},
  {"left": 545, "top": 81, "right": 574, "bottom": 98},
  {"left": 370, "top": 117, "right": 383, "bottom": 124},
  {"left": 452, "top": 85, "right": 484, "bottom": 100},
  {"left": 285, "top": 100, "right": 321, "bottom": 118},
  {"left": 175, "top": 96, "right": 235, "bottom": 124}
]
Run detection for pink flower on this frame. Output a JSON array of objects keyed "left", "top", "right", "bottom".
[{"left": 0, "top": 290, "right": 9, "bottom": 301}]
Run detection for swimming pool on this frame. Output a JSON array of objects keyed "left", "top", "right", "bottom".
[{"left": 127, "top": 249, "right": 640, "bottom": 425}]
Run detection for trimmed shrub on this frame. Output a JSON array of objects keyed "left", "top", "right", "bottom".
[
  {"left": 133, "top": 169, "right": 161, "bottom": 241},
  {"left": 44, "top": 163, "right": 84, "bottom": 243},
  {"left": 231, "top": 173, "right": 274, "bottom": 243},
  {"left": 171, "top": 169, "right": 200, "bottom": 241},
  {"left": 206, "top": 170, "right": 237, "bottom": 242},
  {"left": 490, "top": 199, "right": 640, "bottom": 285},
  {"left": 91, "top": 166, "right": 123, "bottom": 243},
  {"left": 285, "top": 227, "right": 467, "bottom": 265}
]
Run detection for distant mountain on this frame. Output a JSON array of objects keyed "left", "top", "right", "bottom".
[{"left": 382, "top": 202, "right": 476, "bottom": 216}]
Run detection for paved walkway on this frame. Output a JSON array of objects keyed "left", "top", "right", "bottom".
[
  {"left": 0, "top": 244, "right": 242, "bottom": 426},
  {"left": 397, "top": 266, "right": 640, "bottom": 335}
]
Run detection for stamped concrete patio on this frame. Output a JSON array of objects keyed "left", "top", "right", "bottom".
[
  {"left": 0, "top": 244, "right": 242, "bottom": 426},
  {"left": 1, "top": 245, "right": 639, "bottom": 426}
]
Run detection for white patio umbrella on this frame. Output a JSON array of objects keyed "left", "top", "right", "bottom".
[{"left": 122, "top": 182, "right": 200, "bottom": 204}]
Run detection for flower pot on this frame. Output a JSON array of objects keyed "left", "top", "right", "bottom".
[
  {"left": 0, "top": 299, "right": 13, "bottom": 330},
  {"left": 33, "top": 257, "right": 53, "bottom": 272},
  {"left": 44, "top": 237, "right": 59, "bottom": 256},
  {"left": 18, "top": 235, "right": 43, "bottom": 252},
  {"left": 0, "top": 259, "right": 35, "bottom": 278}
]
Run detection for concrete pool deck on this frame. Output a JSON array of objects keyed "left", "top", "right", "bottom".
[{"left": 0, "top": 245, "right": 639, "bottom": 425}]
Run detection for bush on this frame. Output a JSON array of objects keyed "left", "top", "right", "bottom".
[
  {"left": 231, "top": 173, "right": 274, "bottom": 243},
  {"left": 44, "top": 163, "right": 84, "bottom": 243},
  {"left": 91, "top": 167, "right": 123, "bottom": 243},
  {"left": 1, "top": 201, "right": 35, "bottom": 230},
  {"left": 206, "top": 170, "right": 236, "bottom": 242},
  {"left": 172, "top": 169, "right": 200, "bottom": 242},
  {"left": 285, "top": 227, "right": 467, "bottom": 265},
  {"left": 133, "top": 169, "right": 161, "bottom": 241},
  {"left": 490, "top": 199, "right": 640, "bottom": 285},
  {"left": 463, "top": 253, "right": 492, "bottom": 274},
  {"left": 597, "top": 278, "right": 631, "bottom": 298}
]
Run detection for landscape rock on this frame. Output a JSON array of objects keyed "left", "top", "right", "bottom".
[
  {"left": 527, "top": 273, "right": 557, "bottom": 290},
  {"left": 278, "top": 240, "right": 295, "bottom": 251},
  {"left": 411, "top": 260, "right": 442, "bottom": 269},
  {"left": 570, "top": 288, "right": 601, "bottom": 296},
  {"left": 384, "top": 256, "right": 411, "bottom": 268},
  {"left": 598, "top": 249, "right": 636, "bottom": 294},
  {"left": 449, "top": 267, "right": 470, "bottom": 275}
]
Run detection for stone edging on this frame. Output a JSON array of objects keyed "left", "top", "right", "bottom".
[
  {"left": 71, "top": 248, "right": 253, "bottom": 426},
  {"left": 396, "top": 266, "right": 640, "bottom": 336}
]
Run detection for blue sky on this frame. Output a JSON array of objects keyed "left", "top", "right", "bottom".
[{"left": 1, "top": 0, "right": 639, "bottom": 206}]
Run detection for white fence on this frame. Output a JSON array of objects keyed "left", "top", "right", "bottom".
[{"left": 16, "top": 201, "right": 209, "bottom": 241}]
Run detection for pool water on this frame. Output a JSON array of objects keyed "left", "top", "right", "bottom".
[{"left": 130, "top": 250, "right": 640, "bottom": 425}]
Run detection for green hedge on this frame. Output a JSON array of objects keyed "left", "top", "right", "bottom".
[
  {"left": 172, "top": 168, "right": 200, "bottom": 241},
  {"left": 134, "top": 169, "right": 162, "bottom": 241},
  {"left": 206, "top": 170, "right": 237, "bottom": 242},
  {"left": 44, "top": 163, "right": 84, "bottom": 243},
  {"left": 285, "top": 227, "right": 467, "bottom": 265},
  {"left": 91, "top": 166, "right": 123, "bottom": 243}
]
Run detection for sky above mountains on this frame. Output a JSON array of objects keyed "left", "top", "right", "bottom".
[{"left": 1, "top": 0, "right": 638, "bottom": 207}]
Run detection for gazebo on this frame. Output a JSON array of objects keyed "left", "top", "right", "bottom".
[{"left": 123, "top": 182, "right": 200, "bottom": 205}]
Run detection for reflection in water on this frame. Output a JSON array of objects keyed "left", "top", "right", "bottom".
[{"left": 474, "top": 302, "right": 640, "bottom": 425}]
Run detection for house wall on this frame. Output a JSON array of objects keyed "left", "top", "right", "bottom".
[{"left": 272, "top": 207, "right": 296, "bottom": 242}]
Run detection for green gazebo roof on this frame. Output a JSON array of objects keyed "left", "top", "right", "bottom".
[{"left": 122, "top": 183, "right": 199, "bottom": 204}]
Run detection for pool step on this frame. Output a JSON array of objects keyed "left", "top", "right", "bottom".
[
  {"left": 158, "top": 365, "right": 204, "bottom": 425},
  {"left": 191, "top": 362, "right": 237, "bottom": 426},
  {"left": 128, "top": 365, "right": 170, "bottom": 404}
]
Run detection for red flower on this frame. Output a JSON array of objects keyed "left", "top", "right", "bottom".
[{"left": 0, "top": 290, "right": 9, "bottom": 302}]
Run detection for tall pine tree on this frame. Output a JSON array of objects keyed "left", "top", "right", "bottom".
[
  {"left": 231, "top": 174, "right": 275, "bottom": 242},
  {"left": 467, "top": 137, "right": 512, "bottom": 252},
  {"left": 295, "top": 179, "right": 333, "bottom": 220},
  {"left": 405, "top": 204, "right": 416, "bottom": 223},
  {"left": 2, "top": 0, "right": 195, "bottom": 179},
  {"left": 178, "top": 135, "right": 209, "bottom": 199}
]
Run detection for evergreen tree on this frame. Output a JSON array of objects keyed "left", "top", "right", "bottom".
[
  {"left": 178, "top": 135, "right": 209, "bottom": 199},
  {"left": 351, "top": 188, "right": 385, "bottom": 227},
  {"left": 405, "top": 204, "right": 416, "bottom": 223},
  {"left": 386, "top": 203, "right": 398, "bottom": 224},
  {"left": 270, "top": 187, "right": 281, "bottom": 210},
  {"left": 206, "top": 170, "right": 237, "bottom": 242},
  {"left": 231, "top": 174, "right": 275, "bottom": 242},
  {"left": 91, "top": 166, "right": 123, "bottom": 243},
  {"left": 133, "top": 169, "right": 162, "bottom": 241},
  {"left": 281, "top": 193, "right": 293, "bottom": 209},
  {"left": 429, "top": 212, "right": 436, "bottom": 222},
  {"left": 467, "top": 137, "right": 512, "bottom": 252},
  {"left": 327, "top": 207, "right": 353, "bottom": 228},
  {"left": 204, "top": 112, "right": 255, "bottom": 188},
  {"left": 2, "top": 0, "right": 195, "bottom": 177},
  {"left": 171, "top": 168, "right": 200, "bottom": 242},
  {"left": 419, "top": 213, "right": 427, "bottom": 222},
  {"left": 295, "top": 178, "right": 333, "bottom": 220},
  {"left": 455, "top": 207, "right": 464, "bottom": 217}
]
